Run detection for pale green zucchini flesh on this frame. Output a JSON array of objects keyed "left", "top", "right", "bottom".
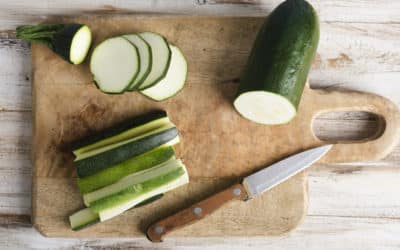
[
  {"left": 90, "top": 160, "right": 188, "bottom": 221},
  {"left": 90, "top": 37, "right": 140, "bottom": 93}
]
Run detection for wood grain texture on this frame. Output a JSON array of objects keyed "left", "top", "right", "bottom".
[
  {"left": 30, "top": 16, "right": 400, "bottom": 238},
  {"left": 308, "top": 165, "right": 400, "bottom": 219},
  {"left": 147, "top": 183, "right": 248, "bottom": 242}
]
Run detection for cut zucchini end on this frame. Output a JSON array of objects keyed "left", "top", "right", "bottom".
[
  {"left": 70, "top": 25, "right": 92, "bottom": 65},
  {"left": 234, "top": 91, "right": 297, "bottom": 125},
  {"left": 69, "top": 207, "right": 99, "bottom": 231}
]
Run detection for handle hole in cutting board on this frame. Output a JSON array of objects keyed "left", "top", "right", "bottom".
[{"left": 312, "top": 111, "right": 385, "bottom": 143}]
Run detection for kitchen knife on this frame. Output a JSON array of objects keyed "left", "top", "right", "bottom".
[{"left": 146, "top": 144, "right": 332, "bottom": 242}]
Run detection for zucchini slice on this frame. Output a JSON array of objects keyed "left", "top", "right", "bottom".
[
  {"left": 77, "top": 146, "right": 176, "bottom": 194},
  {"left": 137, "top": 32, "right": 171, "bottom": 90},
  {"left": 90, "top": 37, "right": 140, "bottom": 93},
  {"left": 234, "top": 0, "right": 319, "bottom": 125},
  {"left": 16, "top": 23, "right": 92, "bottom": 65},
  {"left": 75, "top": 125, "right": 179, "bottom": 178},
  {"left": 89, "top": 160, "right": 189, "bottom": 221},
  {"left": 72, "top": 111, "right": 169, "bottom": 156},
  {"left": 141, "top": 44, "right": 188, "bottom": 101},
  {"left": 124, "top": 34, "right": 152, "bottom": 90}
]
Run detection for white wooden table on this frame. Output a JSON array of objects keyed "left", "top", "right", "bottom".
[{"left": 0, "top": 1, "right": 399, "bottom": 249}]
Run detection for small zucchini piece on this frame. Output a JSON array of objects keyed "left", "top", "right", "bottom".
[
  {"left": 16, "top": 23, "right": 92, "bottom": 64},
  {"left": 69, "top": 208, "right": 99, "bottom": 231},
  {"left": 69, "top": 194, "right": 164, "bottom": 231}
]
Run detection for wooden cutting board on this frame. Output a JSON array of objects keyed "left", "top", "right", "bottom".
[{"left": 31, "top": 16, "right": 400, "bottom": 237}]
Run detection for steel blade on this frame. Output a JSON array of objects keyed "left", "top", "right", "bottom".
[{"left": 243, "top": 144, "right": 332, "bottom": 198}]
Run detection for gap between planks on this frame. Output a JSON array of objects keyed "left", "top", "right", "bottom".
[
  {"left": 0, "top": 215, "right": 399, "bottom": 249},
  {"left": 0, "top": 0, "right": 399, "bottom": 30}
]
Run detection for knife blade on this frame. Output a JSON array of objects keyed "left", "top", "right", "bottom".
[{"left": 146, "top": 144, "right": 332, "bottom": 242}]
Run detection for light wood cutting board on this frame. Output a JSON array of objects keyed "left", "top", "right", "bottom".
[{"left": 31, "top": 16, "right": 400, "bottom": 237}]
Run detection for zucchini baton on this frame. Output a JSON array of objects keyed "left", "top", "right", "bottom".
[
  {"left": 234, "top": 0, "right": 319, "bottom": 125},
  {"left": 72, "top": 110, "right": 169, "bottom": 156},
  {"left": 75, "top": 126, "right": 179, "bottom": 178},
  {"left": 77, "top": 146, "right": 176, "bottom": 194}
]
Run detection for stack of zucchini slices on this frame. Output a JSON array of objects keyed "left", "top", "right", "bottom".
[
  {"left": 90, "top": 32, "right": 188, "bottom": 101},
  {"left": 69, "top": 111, "right": 189, "bottom": 230}
]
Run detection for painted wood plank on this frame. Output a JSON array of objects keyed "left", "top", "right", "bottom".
[
  {"left": 0, "top": 0, "right": 399, "bottom": 30},
  {"left": 0, "top": 215, "right": 399, "bottom": 250},
  {"left": 0, "top": 37, "right": 31, "bottom": 111},
  {"left": 199, "top": 0, "right": 400, "bottom": 23},
  {"left": 1, "top": 23, "right": 400, "bottom": 111},
  {"left": 0, "top": 111, "right": 31, "bottom": 216},
  {"left": 308, "top": 165, "right": 400, "bottom": 219}
]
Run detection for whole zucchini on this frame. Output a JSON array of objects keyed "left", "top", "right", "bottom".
[{"left": 234, "top": 0, "right": 319, "bottom": 125}]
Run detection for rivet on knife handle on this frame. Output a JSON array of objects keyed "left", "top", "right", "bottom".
[{"left": 146, "top": 183, "right": 248, "bottom": 242}]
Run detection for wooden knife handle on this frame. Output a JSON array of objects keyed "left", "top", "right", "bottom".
[{"left": 146, "top": 183, "right": 248, "bottom": 242}]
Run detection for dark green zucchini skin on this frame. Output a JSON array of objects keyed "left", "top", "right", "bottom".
[
  {"left": 52, "top": 24, "right": 84, "bottom": 63},
  {"left": 71, "top": 110, "right": 168, "bottom": 151},
  {"left": 237, "top": 0, "right": 319, "bottom": 109},
  {"left": 75, "top": 127, "right": 178, "bottom": 178},
  {"left": 16, "top": 23, "right": 87, "bottom": 64}
]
